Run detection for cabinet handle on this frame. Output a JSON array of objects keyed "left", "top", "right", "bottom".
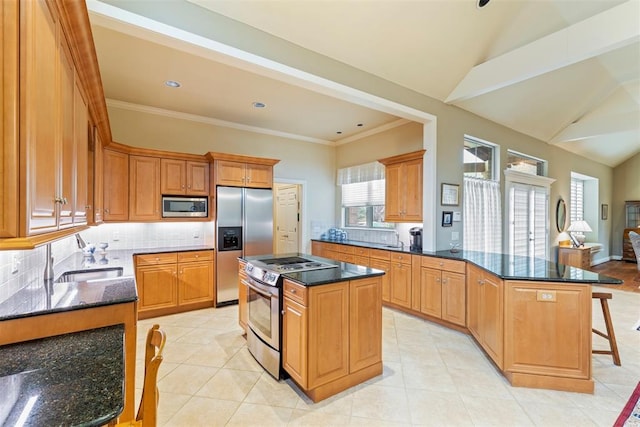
[
  {"left": 104, "top": 208, "right": 110, "bottom": 214},
  {"left": 442, "top": 278, "right": 447, "bottom": 284},
  {"left": 195, "top": 254, "right": 199, "bottom": 258},
  {"left": 439, "top": 262, "right": 444, "bottom": 266},
  {"left": 290, "top": 289, "right": 296, "bottom": 293},
  {"left": 281, "top": 310, "right": 285, "bottom": 316},
  {"left": 436, "top": 277, "right": 440, "bottom": 282}
]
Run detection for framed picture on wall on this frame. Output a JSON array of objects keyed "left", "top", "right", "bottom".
[
  {"left": 442, "top": 211, "right": 453, "bottom": 227},
  {"left": 441, "top": 183, "right": 459, "bottom": 206}
]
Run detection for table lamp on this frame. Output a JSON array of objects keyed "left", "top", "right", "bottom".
[{"left": 567, "top": 220, "right": 592, "bottom": 247}]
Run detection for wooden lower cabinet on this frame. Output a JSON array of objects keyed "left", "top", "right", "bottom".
[
  {"left": 282, "top": 277, "right": 382, "bottom": 402},
  {"left": 369, "top": 258, "right": 391, "bottom": 302},
  {"left": 238, "top": 260, "right": 247, "bottom": 332},
  {"left": 390, "top": 258, "right": 412, "bottom": 309},
  {"left": 504, "top": 281, "right": 593, "bottom": 393},
  {"left": 558, "top": 246, "right": 591, "bottom": 269},
  {"left": 419, "top": 266, "right": 466, "bottom": 326},
  {"left": 135, "top": 250, "right": 214, "bottom": 319},
  {"left": 467, "top": 263, "right": 503, "bottom": 369}
]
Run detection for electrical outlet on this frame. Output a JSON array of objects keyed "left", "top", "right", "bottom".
[
  {"left": 451, "top": 232, "right": 459, "bottom": 241},
  {"left": 112, "top": 231, "right": 120, "bottom": 241},
  {"left": 192, "top": 228, "right": 200, "bottom": 239},
  {"left": 11, "top": 254, "right": 20, "bottom": 274}
]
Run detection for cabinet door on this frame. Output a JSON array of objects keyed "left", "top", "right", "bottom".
[
  {"left": 0, "top": 0, "right": 19, "bottom": 238},
  {"left": 390, "top": 262, "right": 412, "bottom": 308},
  {"left": 246, "top": 163, "right": 273, "bottom": 188},
  {"left": 23, "top": 0, "right": 59, "bottom": 234},
  {"left": 384, "top": 163, "right": 402, "bottom": 221},
  {"left": 178, "top": 260, "right": 213, "bottom": 305},
  {"left": 92, "top": 129, "right": 104, "bottom": 224},
  {"left": 420, "top": 267, "right": 442, "bottom": 318},
  {"left": 308, "top": 282, "right": 349, "bottom": 388},
  {"left": 238, "top": 261, "right": 247, "bottom": 331},
  {"left": 441, "top": 271, "right": 466, "bottom": 326},
  {"left": 103, "top": 150, "right": 129, "bottom": 221},
  {"left": 129, "top": 155, "right": 160, "bottom": 221},
  {"left": 186, "top": 161, "right": 210, "bottom": 195},
  {"left": 402, "top": 158, "right": 423, "bottom": 222},
  {"left": 466, "top": 264, "right": 482, "bottom": 340},
  {"left": 58, "top": 41, "right": 74, "bottom": 229},
  {"left": 160, "top": 158, "right": 185, "bottom": 195},
  {"left": 216, "top": 160, "right": 246, "bottom": 187},
  {"left": 481, "top": 273, "right": 504, "bottom": 369},
  {"left": 282, "top": 297, "right": 308, "bottom": 388},
  {"left": 349, "top": 277, "right": 382, "bottom": 372},
  {"left": 369, "top": 259, "right": 391, "bottom": 303},
  {"left": 73, "top": 81, "right": 89, "bottom": 226},
  {"left": 136, "top": 264, "right": 178, "bottom": 312}
]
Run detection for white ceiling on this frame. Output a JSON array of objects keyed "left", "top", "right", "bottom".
[{"left": 88, "top": 0, "right": 640, "bottom": 167}]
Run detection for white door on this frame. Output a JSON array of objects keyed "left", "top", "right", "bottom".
[
  {"left": 508, "top": 182, "right": 549, "bottom": 261},
  {"left": 275, "top": 184, "right": 300, "bottom": 254}
]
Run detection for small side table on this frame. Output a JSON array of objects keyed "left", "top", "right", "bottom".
[{"left": 559, "top": 246, "right": 591, "bottom": 270}]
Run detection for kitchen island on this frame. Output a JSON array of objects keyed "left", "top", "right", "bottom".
[
  {"left": 313, "top": 239, "right": 623, "bottom": 394},
  {"left": 240, "top": 254, "right": 385, "bottom": 402}
]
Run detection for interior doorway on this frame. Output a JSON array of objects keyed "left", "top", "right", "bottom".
[{"left": 274, "top": 183, "right": 301, "bottom": 254}]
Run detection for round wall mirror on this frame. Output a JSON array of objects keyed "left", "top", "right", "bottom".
[{"left": 556, "top": 198, "right": 567, "bottom": 232}]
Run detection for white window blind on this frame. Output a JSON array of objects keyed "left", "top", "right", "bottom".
[
  {"left": 341, "top": 180, "right": 385, "bottom": 207},
  {"left": 570, "top": 178, "right": 584, "bottom": 223}
]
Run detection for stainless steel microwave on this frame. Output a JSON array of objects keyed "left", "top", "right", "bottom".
[{"left": 162, "top": 196, "right": 208, "bottom": 218}]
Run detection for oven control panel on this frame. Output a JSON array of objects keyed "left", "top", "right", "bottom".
[{"left": 245, "top": 263, "right": 280, "bottom": 286}]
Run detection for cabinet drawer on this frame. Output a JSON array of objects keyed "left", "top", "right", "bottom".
[
  {"left": 283, "top": 279, "right": 308, "bottom": 306},
  {"left": 338, "top": 253, "right": 356, "bottom": 264},
  {"left": 353, "top": 247, "right": 370, "bottom": 257},
  {"left": 390, "top": 252, "right": 412, "bottom": 264},
  {"left": 136, "top": 252, "right": 177, "bottom": 266},
  {"left": 421, "top": 257, "right": 465, "bottom": 274},
  {"left": 339, "top": 245, "right": 355, "bottom": 254},
  {"left": 369, "top": 249, "right": 390, "bottom": 260},
  {"left": 178, "top": 250, "right": 213, "bottom": 263}
]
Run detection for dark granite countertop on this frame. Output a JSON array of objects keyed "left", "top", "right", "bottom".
[
  {"left": 241, "top": 253, "right": 385, "bottom": 287},
  {"left": 312, "top": 239, "right": 622, "bottom": 285},
  {"left": 0, "top": 324, "right": 124, "bottom": 426}
]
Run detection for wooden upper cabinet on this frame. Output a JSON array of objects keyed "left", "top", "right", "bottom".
[
  {"left": 129, "top": 155, "right": 161, "bottom": 221},
  {"left": 73, "top": 80, "right": 89, "bottom": 226},
  {"left": 103, "top": 149, "right": 129, "bottom": 221},
  {"left": 209, "top": 153, "right": 279, "bottom": 189},
  {"left": 91, "top": 128, "right": 104, "bottom": 225},
  {"left": 22, "top": 0, "right": 59, "bottom": 235},
  {"left": 217, "top": 160, "right": 274, "bottom": 188},
  {"left": 0, "top": 0, "right": 19, "bottom": 238},
  {"left": 378, "top": 150, "right": 425, "bottom": 222},
  {"left": 161, "top": 159, "right": 209, "bottom": 196}
]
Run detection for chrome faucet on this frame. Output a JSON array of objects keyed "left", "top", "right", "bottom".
[
  {"left": 75, "top": 233, "right": 87, "bottom": 249},
  {"left": 44, "top": 243, "right": 54, "bottom": 281}
]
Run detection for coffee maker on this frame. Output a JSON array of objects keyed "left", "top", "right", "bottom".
[{"left": 409, "top": 227, "right": 423, "bottom": 252}]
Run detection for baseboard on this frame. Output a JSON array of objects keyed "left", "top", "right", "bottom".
[{"left": 592, "top": 255, "right": 621, "bottom": 266}]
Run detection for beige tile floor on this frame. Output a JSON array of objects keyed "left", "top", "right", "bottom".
[{"left": 136, "top": 285, "right": 640, "bottom": 426}]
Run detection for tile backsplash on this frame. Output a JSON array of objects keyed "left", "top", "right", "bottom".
[{"left": 0, "top": 222, "right": 215, "bottom": 304}]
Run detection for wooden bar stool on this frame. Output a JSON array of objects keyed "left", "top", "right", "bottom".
[{"left": 592, "top": 292, "right": 621, "bottom": 366}]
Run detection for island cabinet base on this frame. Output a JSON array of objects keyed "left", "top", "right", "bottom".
[
  {"left": 503, "top": 281, "right": 593, "bottom": 393},
  {"left": 282, "top": 277, "right": 383, "bottom": 403}
]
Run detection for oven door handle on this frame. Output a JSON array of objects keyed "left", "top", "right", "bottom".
[{"left": 245, "top": 276, "right": 277, "bottom": 298}]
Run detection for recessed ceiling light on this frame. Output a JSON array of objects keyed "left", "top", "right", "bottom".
[
  {"left": 252, "top": 102, "right": 267, "bottom": 108},
  {"left": 477, "top": 0, "right": 490, "bottom": 8},
  {"left": 357, "top": 123, "right": 364, "bottom": 127},
  {"left": 336, "top": 131, "right": 343, "bottom": 134},
  {"left": 165, "top": 80, "right": 181, "bottom": 88}
]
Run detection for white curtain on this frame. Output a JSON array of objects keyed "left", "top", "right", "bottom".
[{"left": 463, "top": 177, "right": 502, "bottom": 253}]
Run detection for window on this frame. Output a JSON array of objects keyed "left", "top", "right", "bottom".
[
  {"left": 464, "top": 137, "right": 496, "bottom": 180},
  {"left": 463, "top": 136, "right": 502, "bottom": 253},
  {"left": 506, "top": 150, "right": 546, "bottom": 176},
  {"left": 570, "top": 176, "right": 584, "bottom": 223},
  {"left": 338, "top": 162, "right": 393, "bottom": 229}
]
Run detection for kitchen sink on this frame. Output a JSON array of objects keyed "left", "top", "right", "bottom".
[
  {"left": 383, "top": 245, "right": 403, "bottom": 249},
  {"left": 56, "top": 267, "right": 124, "bottom": 283}
]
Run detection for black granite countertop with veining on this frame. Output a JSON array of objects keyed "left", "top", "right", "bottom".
[
  {"left": 0, "top": 324, "right": 125, "bottom": 426},
  {"left": 312, "top": 239, "right": 622, "bottom": 285},
  {"left": 242, "top": 252, "right": 385, "bottom": 286}
]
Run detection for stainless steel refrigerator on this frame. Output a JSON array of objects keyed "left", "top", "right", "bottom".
[{"left": 216, "top": 186, "right": 273, "bottom": 306}]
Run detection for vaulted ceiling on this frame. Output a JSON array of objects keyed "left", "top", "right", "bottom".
[{"left": 88, "top": 0, "right": 640, "bottom": 167}]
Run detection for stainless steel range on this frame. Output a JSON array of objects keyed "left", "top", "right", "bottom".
[{"left": 243, "top": 256, "right": 338, "bottom": 379}]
